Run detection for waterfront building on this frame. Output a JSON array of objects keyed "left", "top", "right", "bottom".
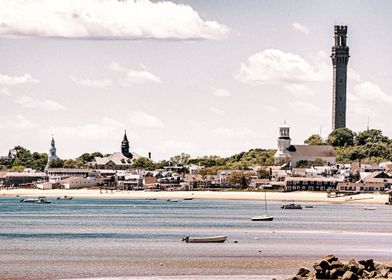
[
  {"left": 273, "top": 123, "right": 336, "bottom": 167},
  {"left": 285, "top": 176, "right": 341, "bottom": 192},
  {"left": 337, "top": 182, "right": 385, "bottom": 193},
  {"left": 1, "top": 171, "right": 47, "bottom": 187},
  {"left": 93, "top": 131, "right": 141, "bottom": 170},
  {"left": 46, "top": 168, "right": 91, "bottom": 182},
  {"left": 331, "top": 25, "right": 350, "bottom": 130}
]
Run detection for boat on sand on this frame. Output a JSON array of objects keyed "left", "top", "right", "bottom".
[{"left": 182, "top": 235, "right": 227, "bottom": 243}]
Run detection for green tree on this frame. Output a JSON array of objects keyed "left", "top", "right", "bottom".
[
  {"left": 296, "top": 158, "right": 327, "bottom": 168},
  {"left": 257, "top": 167, "right": 270, "bottom": 179},
  {"left": 354, "top": 129, "right": 390, "bottom": 146},
  {"left": 327, "top": 128, "right": 355, "bottom": 147},
  {"left": 63, "top": 159, "right": 84, "bottom": 168},
  {"left": 49, "top": 158, "right": 64, "bottom": 168},
  {"left": 304, "top": 134, "right": 326, "bottom": 145},
  {"left": 132, "top": 157, "right": 155, "bottom": 170},
  {"left": 170, "top": 153, "right": 191, "bottom": 165}
]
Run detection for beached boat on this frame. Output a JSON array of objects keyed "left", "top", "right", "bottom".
[
  {"left": 182, "top": 235, "right": 227, "bottom": 243},
  {"left": 20, "top": 197, "right": 51, "bottom": 204},
  {"left": 304, "top": 205, "right": 314, "bottom": 208},
  {"left": 167, "top": 199, "right": 179, "bottom": 202},
  {"left": 251, "top": 215, "right": 274, "bottom": 221},
  {"left": 363, "top": 206, "right": 376, "bottom": 210},
  {"left": 281, "top": 203, "right": 302, "bottom": 209},
  {"left": 251, "top": 191, "right": 273, "bottom": 221},
  {"left": 56, "top": 196, "right": 72, "bottom": 200}
]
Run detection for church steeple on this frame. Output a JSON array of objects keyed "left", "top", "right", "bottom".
[
  {"left": 121, "top": 130, "right": 132, "bottom": 159},
  {"left": 49, "top": 137, "right": 58, "bottom": 161}
]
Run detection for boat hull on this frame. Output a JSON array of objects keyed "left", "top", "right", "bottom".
[
  {"left": 251, "top": 215, "right": 274, "bottom": 221},
  {"left": 183, "top": 235, "right": 227, "bottom": 243}
]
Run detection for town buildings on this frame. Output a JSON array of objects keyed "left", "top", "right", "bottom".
[{"left": 273, "top": 123, "right": 336, "bottom": 167}]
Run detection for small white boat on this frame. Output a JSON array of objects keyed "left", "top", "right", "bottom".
[
  {"left": 56, "top": 195, "right": 73, "bottom": 200},
  {"left": 182, "top": 235, "right": 227, "bottom": 243},
  {"left": 251, "top": 191, "right": 274, "bottom": 221},
  {"left": 167, "top": 199, "right": 179, "bottom": 202},
  {"left": 363, "top": 206, "right": 377, "bottom": 210},
  {"left": 20, "top": 197, "right": 51, "bottom": 204},
  {"left": 251, "top": 215, "right": 274, "bottom": 221},
  {"left": 281, "top": 203, "right": 302, "bottom": 209}
]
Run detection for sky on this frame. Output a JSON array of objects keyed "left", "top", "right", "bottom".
[{"left": 1, "top": 0, "right": 391, "bottom": 161}]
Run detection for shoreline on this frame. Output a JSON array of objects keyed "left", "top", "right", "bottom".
[{"left": 0, "top": 188, "right": 389, "bottom": 205}]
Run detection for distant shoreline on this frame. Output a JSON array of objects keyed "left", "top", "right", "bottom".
[{"left": 0, "top": 189, "right": 389, "bottom": 205}]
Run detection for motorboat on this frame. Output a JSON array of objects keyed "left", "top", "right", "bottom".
[
  {"left": 56, "top": 195, "right": 73, "bottom": 200},
  {"left": 363, "top": 206, "right": 376, "bottom": 210},
  {"left": 183, "top": 198, "right": 193, "bottom": 200},
  {"left": 251, "top": 191, "right": 274, "bottom": 221},
  {"left": 167, "top": 199, "right": 179, "bottom": 202},
  {"left": 182, "top": 235, "right": 227, "bottom": 243},
  {"left": 281, "top": 203, "right": 302, "bottom": 209},
  {"left": 20, "top": 197, "right": 51, "bottom": 204}
]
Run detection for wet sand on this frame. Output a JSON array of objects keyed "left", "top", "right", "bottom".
[{"left": 0, "top": 188, "right": 389, "bottom": 205}]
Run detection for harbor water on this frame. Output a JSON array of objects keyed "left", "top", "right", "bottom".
[{"left": 1, "top": 196, "right": 392, "bottom": 279}]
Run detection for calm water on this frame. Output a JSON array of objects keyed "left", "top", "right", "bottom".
[{"left": 1, "top": 196, "right": 392, "bottom": 279}]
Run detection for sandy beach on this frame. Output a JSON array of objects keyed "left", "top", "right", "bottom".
[{"left": 0, "top": 188, "right": 389, "bottom": 204}]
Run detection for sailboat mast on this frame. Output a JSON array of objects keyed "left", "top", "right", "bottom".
[{"left": 264, "top": 190, "right": 268, "bottom": 215}]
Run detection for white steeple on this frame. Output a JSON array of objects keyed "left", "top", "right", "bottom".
[
  {"left": 49, "top": 137, "right": 58, "bottom": 161},
  {"left": 273, "top": 121, "right": 291, "bottom": 165}
]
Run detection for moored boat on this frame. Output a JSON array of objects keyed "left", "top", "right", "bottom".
[
  {"left": 20, "top": 196, "right": 51, "bottom": 204},
  {"left": 363, "top": 206, "right": 376, "bottom": 210},
  {"left": 281, "top": 203, "right": 302, "bottom": 209},
  {"left": 251, "top": 191, "right": 274, "bottom": 221},
  {"left": 251, "top": 215, "right": 274, "bottom": 221},
  {"left": 167, "top": 199, "right": 179, "bottom": 202},
  {"left": 182, "top": 235, "right": 227, "bottom": 243},
  {"left": 56, "top": 195, "right": 73, "bottom": 200}
]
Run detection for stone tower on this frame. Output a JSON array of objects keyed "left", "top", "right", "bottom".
[
  {"left": 273, "top": 122, "right": 291, "bottom": 165},
  {"left": 331, "top": 25, "right": 350, "bottom": 130},
  {"left": 121, "top": 130, "right": 133, "bottom": 159}
]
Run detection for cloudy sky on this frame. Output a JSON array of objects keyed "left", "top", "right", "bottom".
[{"left": 1, "top": 0, "right": 391, "bottom": 160}]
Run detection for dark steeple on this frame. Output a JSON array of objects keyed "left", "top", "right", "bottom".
[{"left": 121, "top": 130, "right": 132, "bottom": 159}]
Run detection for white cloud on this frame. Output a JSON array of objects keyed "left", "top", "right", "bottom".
[
  {"left": 70, "top": 75, "right": 112, "bottom": 88},
  {"left": 290, "top": 101, "right": 320, "bottom": 113},
  {"left": 351, "top": 81, "right": 392, "bottom": 104},
  {"left": 0, "top": 114, "right": 35, "bottom": 129},
  {"left": 292, "top": 22, "right": 310, "bottom": 34},
  {"left": 0, "top": 73, "right": 39, "bottom": 86},
  {"left": 263, "top": 105, "right": 278, "bottom": 113},
  {"left": 236, "top": 49, "right": 329, "bottom": 84},
  {"left": 0, "top": 0, "right": 229, "bottom": 40},
  {"left": 1, "top": 88, "right": 11, "bottom": 96},
  {"left": 163, "top": 139, "right": 194, "bottom": 152},
  {"left": 209, "top": 106, "right": 225, "bottom": 116},
  {"left": 128, "top": 111, "right": 164, "bottom": 128},
  {"left": 284, "top": 83, "right": 314, "bottom": 97},
  {"left": 212, "top": 88, "right": 232, "bottom": 97},
  {"left": 15, "top": 95, "right": 67, "bottom": 111},
  {"left": 213, "top": 127, "right": 254, "bottom": 138},
  {"left": 47, "top": 118, "right": 130, "bottom": 141},
  {"left": 110, "top": 62, "right": 162, "bottom": 85}
]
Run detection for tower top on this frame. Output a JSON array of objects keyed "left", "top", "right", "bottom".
[
  {"left": 334, "top": 25, "right": 347, "bottom": 34},
  {"left": 121, "top": 130, "right": 132, "bottom": 159}
]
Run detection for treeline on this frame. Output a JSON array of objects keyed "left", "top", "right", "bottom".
[
  {"left": 305, "top": 128, "right": 392, "bottom": 164},
  {"left": 1, "top": 128, "right": 391, "bottom": 172}
]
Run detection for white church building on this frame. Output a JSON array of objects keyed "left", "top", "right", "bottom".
[{"left": 273, "top": 123, "right": 336, "bottom": 167}]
